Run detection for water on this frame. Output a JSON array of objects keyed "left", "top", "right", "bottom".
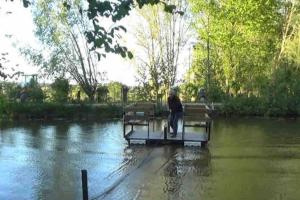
[{"left": 1, "top": 118, "right": 300, "bottom": 200}]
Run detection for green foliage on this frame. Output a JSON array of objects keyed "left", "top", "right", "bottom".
[
  {"left": 128, "top": 85, "right": 153, "bottom": 102},
  {"left": 6, "top": 0, "right": 177, "bottom": 64},
  {"left": 3, "top": 0, "right": 177, "bottom": 84},
  {"left": 26, "top": 78, "right": 44, "bottom": 102},
  {"left": 189, "top": 0, "right": 281, "bottom": 96},
  {"left": 0, "top": 94, "right": 8, "bottom": 119},
  {"left": 1, "top": 81, "right": 44, "bottom": 103},
  {"left": 179, "top": 82, "right": 199, "bottom": 102},
  {"left": 26, "top": 0, "right": 103, "bottom": 101},
  {"left": 96, "top": 84, "right": 109, "bottom": 103},
  {"left": 22, "top": 0, "right": 30, "bottom": 8},
  {"left": 85, "top": 0, "right": 177, "bottom": 59},
  {"left": 0, "top": 52, "right": 23, "bottom": 84},
  {"left": 51, "top": 78, "right": 70, "bottom": 103},
  {"left": 134, "top": 0, "right": 190, "bottom": 103},
  {"left": 207, "top": 83, "right": 225, "bottom": 102},
  {"left": 3, "top": 102, "right": 122, "bottom": 120},
  {"left": 2, "top": 82, "right": 22, "bottom": 101},
  {"left": 107, "top": 82, "right": 122, "bottom": 102},
  {"left": 265, "top": 64, "right": 300, "bottom": 116},
  {"left": 182, "top": 0, "right": 300, "bottom": 116},
  {"left": 219, "top": 63, "right": 300, "bottom": 117},
  {"left": 221, "top": 95, "right": 268, "bottom": 116}
]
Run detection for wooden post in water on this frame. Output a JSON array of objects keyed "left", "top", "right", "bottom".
[{"left": 81, "top": 169, "right": 89, "bottom": 200}]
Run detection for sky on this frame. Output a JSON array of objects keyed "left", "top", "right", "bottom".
[{"left": 0, "top": 1, "right": 193, "bottom": 86}]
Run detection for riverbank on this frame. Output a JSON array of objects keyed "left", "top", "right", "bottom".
[
  {"left": 218, "top": 96, "right": 300, "bottom": 117},
  {"left": 1, "top": 99, "right": 299, "bottom": 123},
  {"left": 0, "top": 102, "right": 123, "bottom": 121}
]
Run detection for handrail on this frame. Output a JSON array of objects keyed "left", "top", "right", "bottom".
[
  {"left": 182, "top": 103, "right": 211, "bottom": 141},
  {"left": 123, "top": 103, "right": 156, "bottom": 143}
]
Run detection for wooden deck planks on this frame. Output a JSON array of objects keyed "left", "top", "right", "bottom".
[
  {"left": 126, "top": 130, "right": 207, "bottom": 142},
  {"left": 128, "top": 131, "right": 163, "bottom": 140}
]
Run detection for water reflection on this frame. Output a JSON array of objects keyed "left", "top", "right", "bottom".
[
  {"left": 1, "top": 118, "right": 300, "bottom": 200},
  {"left": 162, "top": 148, "right": 211, "bottom": 199}
]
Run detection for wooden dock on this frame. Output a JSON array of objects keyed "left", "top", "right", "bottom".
[
  {"left": 123, "top": 103, "right": 212, "bottom": 147},
  {"left": 125, "top": 130, "right": 208, "bottom": 145}
]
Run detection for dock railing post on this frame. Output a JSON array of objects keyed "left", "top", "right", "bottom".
[
  {"left": 182, "top": 118, "right": 185, "bottom": 141},
  {"left": 123, "top": 123, "right": 126, "bottom": 138},
  {"left": 208, "top": 122, "right": 211, "bottom": 141},
  {"left": 147, "top": 119, "right": 150, "bottom": 139},
  {"left": 164, "top": 124, "right": 167, "bottom": 140},
  {"left": 167, "top": 113, "right": 170, "bottom": 134},
  {"left": 123, "top": 114, "right": 126, "bottom": 138},
  {"left": 81, "top": 169, "right": 89, "bottom": 200},
  {"left": 182, "top": 106, "right": 185, "bottom": 141}
]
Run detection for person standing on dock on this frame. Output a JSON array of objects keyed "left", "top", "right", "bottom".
[
  {"left": 199, "top": 88, "right": 206, "bottom": 102},
  {"left": 168, "top": 88, "right": 183, "bottom": 137}
]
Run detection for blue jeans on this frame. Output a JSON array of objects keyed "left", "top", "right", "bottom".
[{"left": 169, "top": 112, "right": 182, "bottom": 135}]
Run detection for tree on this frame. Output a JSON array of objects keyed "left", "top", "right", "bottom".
[
  {"left": 2, "top": 0, "right": 179, "bottom": 83},
  {"left": 23, "top": 0, "right": 107, "bottom": 101},
  {"left": 96, "top": 84, "right": 109, "bottom": 103},
  {"left": 51, "top": 77, "right": 70, "bottom": 103},
  {"left": 6, "top": 0, "right": 178, "bottom": 58},
  {"left": 26, "top": 77, "right": 44, "bottom": 102},
  {"left": 274, "top": 0, "right": 300, "bottom": 69},
  {"left": 107, "top": 81, "right": 123, "bottom": 102},
  {"left": 134, "top": 0, "right": 191, "bottom": 102},
  {"left": 1, "top": 82, "right": 22, "bottom": 101},
  {"left": 128, "top": 85, "right": 152, "bottom": 102},
  {"left": 279, "top": 1, "right": 300, "bottom": 67},
  {"left": 188, "top": 0, "right": 282, "bottom": 98},
  {"left": 82, "top": 0, "right": 180, "bottom": 58},
  {"left": 0, "top": 53, "right": 11, "bottom": 80}
]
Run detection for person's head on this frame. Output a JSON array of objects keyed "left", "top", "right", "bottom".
[{"left": 169, "top": 88, "right": 177, "bottom": 97}]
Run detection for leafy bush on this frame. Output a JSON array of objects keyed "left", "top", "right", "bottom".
[
  {"left": 207, "top": 84, "right": 226, "bottom": 102},
  {"left": 96, "top": 85, "right": 109, "bottom": 103},
  {"left": 263, "top": 65, "right": 300, "bottom": 116},
  {"left": 4, "top": 102, "right": 123, "bottom": 120},
  {"left": 2, "top": 82, "right": 22, "bottom": 101},
  {"left": 0, "top": 94, "right": 8, "bottom": 118},
  {"left": 26, "top": 78, "right": 44, "bottom": 102},
  {"left": 51, "top": 78, "right": 70, "bottom": 103},
  {"left": 221, "top": 95, "right": 268, "bottom": 116}
]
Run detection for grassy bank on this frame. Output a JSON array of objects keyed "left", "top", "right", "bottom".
[
  {"left": 1, "top": 98, "right": 300, "bottom": 122},
  {"left": 1, "top": 102, "right": 123, "bottom": 121},
  {"left": 218, "top": 96, "right": 300, "bottom": 117}
]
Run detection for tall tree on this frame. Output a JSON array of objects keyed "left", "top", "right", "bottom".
[
  {"left": 189, "top": 0, "right": 282, "bottom": 97},
  {"left": 2, "top": 0, "right": 179, "bottom": 83},
  {"left": 24, "top": 0, "right": 106, "bottom": 100},
  {"left": 135, "top": 0, "right": 191, "bottom": 102},
  {"left": 277, "top": 0, "right": 300, "bottom": 67}
]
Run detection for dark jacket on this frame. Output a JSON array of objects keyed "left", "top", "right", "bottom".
[{"left": 168, "top": 96, "right": 183, "bottom": 114}]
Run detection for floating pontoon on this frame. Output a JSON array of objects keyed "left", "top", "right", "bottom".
[{"left": 123, "top": 103, "right": 212, "bottom": 147}]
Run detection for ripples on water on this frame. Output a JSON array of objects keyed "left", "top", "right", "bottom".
[{"left": 1, "top": 118, "right": 300, "bottom": 200}]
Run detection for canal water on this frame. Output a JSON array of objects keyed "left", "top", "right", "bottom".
[{"left": 1, "top": 118, "right": 300, "bottom": 200}]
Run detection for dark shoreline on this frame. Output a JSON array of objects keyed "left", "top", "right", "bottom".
[{"left": 1, "top": 102, "right": 299, "bottom": 124}]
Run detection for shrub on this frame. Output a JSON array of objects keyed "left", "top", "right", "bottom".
[
  {"left": 221, "top": 95, "right": 268, "bottom": 116},
  {"left": 0, "top": 94, "right": 8, "bottom": 118},
  {"left": 51, "top": 78, "right": 70, "bottom": 103},
  {"left": 26, "top": 78, "right": 44, "bottom": 102}
]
